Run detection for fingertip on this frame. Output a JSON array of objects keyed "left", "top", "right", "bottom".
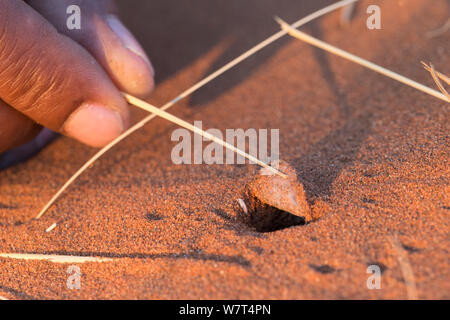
[
  {"left": 101, "top": 15, "right": 155, "bottom": 98},
  {"left": 105, "top": 15, "right": 155, "bottom": 76},
  {"left": 63, "top": 103, "right": 127, "bottom": 148}
]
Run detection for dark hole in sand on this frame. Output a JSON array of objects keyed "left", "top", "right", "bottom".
[
  {"left": 145, "top": 212, "right": 164, "bottom": 221},
  {"left": 249, "top": 246, "right": 264, "bottom": 255},
  {"left": 0, "top": 203, "right": 17, "bottom": 210},
  {"left": 240, "top": 161, "right": 315, "bottom": 233},
  {"left": 362, "top": 197, "right": 376, "bottom": 204},
  {"left": 401, "top": 244, "right": 421, "bottom": 253},
  {"left": 310, "top": 264, "right": 336, "bottom": 274},
  {"left": 241, "top": 199, "right": 306, "bottom": 233}
]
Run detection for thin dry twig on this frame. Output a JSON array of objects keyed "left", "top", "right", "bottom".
[
  {"left": 36, "top": 0, "right": 360, "bottom": 219},
  {"left": 389, "top": 236, "right": 418, "bottom": 300},
  {"left": 428, "top": 65, "right": 450, "bottom": 100},
  {"left": 276, "top": 17, "right": 449, "bottom": 103},
  {"left": 237, "top": 198, "right": 248, "bottom": 214},
  {"left": 421, "top": 61, "right": 450, "bottom": 101},
  {"left": 45, "top": 223, "right": 57, "bottom": 233},
  {"left": 422, "top": 61, "right": 450, "bottom": 85},
  {"left": 0, "top": 253, "right": 113, "bottom": 263},
  {"left": 421, "top": 61, "right": 450, "bottom": 85},
  {"left": 123, "top": 94, "right": 287, "bottom": 178}
]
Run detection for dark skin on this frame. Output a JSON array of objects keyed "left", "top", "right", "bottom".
[{"left": 0, "top": 0, "right": 155, "bottom": 158}]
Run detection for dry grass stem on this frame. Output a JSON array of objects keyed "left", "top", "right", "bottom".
[
  {"left": 45, "top": 223, "right": 57, "bottom": 233},
  {"left": 389, "top": 236, "right": 418, "bottom": 300},
  {"left": 36, "top": 0, "right": 359, "bottom": 219},
  {"left": 421, "top": 62, "right": 450, "bottom": 85},
  {"left": 0, "top": 253, "right": 113, "bottom": 263},
  {"left": 421, "top": 61, "right": 450, "bottom": 85},
  {"left": 421, "top": 61, "right": 450, "bottom": 101},
  {"left": 123, "top": 94, "right": 287, "bottom": 178},
  {"left": 237, "top": 198, "right": 248, "bottom": 214},
  {"left": 276, "top": 17, "right": 449, "bottom": 103}
]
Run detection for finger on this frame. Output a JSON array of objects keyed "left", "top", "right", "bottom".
[
  {"left": 0, "top": 99, "right": 41, "bottom": 153},
  {"left": 0, "top": 0, "right": 129, "bottom": 148},
  {"left": 27, "top": 0, "right": 155, "bottom": 98}
]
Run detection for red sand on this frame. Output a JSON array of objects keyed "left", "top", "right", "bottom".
[{"left": 0, "top": 0, "right": 449, "bottom": 299}]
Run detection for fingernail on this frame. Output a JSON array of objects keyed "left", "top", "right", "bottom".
[
  {"left": 106, "top": 15, "right": 155, "bottom": 76},
  {"left": 63, "top": 103, "right": 124, "bottom": 147}
]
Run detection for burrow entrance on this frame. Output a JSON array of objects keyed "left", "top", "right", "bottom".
[
  {"left": 238, "top": 161, "right": 323, "bottom": 232},
  {"left": 239, "top": 197, "right": 306, "bottom": 232}
]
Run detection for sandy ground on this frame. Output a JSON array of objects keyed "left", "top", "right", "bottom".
[{"left": 0, "top": 0, "right": 449, "bottom": 299}]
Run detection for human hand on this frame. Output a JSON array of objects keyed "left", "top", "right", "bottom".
[{"left": 0, "top": 0, "right": 154, "bottom": 166}]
